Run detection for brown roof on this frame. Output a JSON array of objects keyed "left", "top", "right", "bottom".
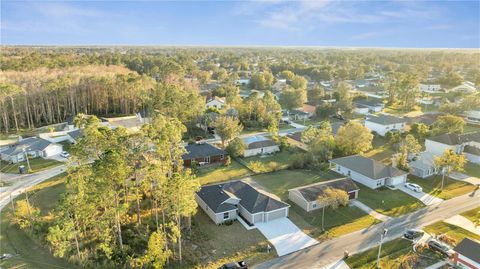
[{"left": 289, "top": 178, "right": 359, "bottom": 202}]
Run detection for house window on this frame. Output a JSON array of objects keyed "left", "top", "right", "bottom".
[
  {"left": 337, "top": 166, "right": 341, "bottom": 172},
  {"left": 312, "top": 203, "right": 317, "bottom": 208},
  {"left": 223, "top": 212, "right": 229, "bottom": 219},
  {"left": 205, "top": 156, "right": 211, "bottom": 163},
  {"left": 347, "top": 170, "right": 351, "bottom": 176},
  {"left": 220, "top": 154, "right": 224, "bottom": 160}
]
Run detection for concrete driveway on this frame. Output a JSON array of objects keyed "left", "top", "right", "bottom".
[
  {"left": 255, "top": 218, "right": 318, "bottom": 256},
  {"left": 397, "top": 184, "right": 443, "bottom": 206}
]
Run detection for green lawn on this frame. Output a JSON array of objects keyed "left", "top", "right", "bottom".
[
  {"left": 356, "top": 184, "right": 425, "bottom": 217},
  {"left": 289, "top": 204, "right": 380, "bottom": 240},
  {"left": 251, "top": 169, "right": 342, "bottom": 200},
  {"left": 241, "top": 150, "right": 297, "bottom": 173},
  {"left": 0, "top": 174, "right": 77, "bottom": 269},
  {"left": 195, "top": 160, "right": 251, "bottom": 185},
  {"left": 345, "top": 238, "right": 441, "bottom": 269},
  {"left": 464, "top": 162, "right": 480, "bottom": 178},
  {"left": 424, "top": 221, "right": 480, "bottom": 245},
  {"left": 463, "top": 124, "right": 480, "bottom": 134},
  {"left": 408, "top": 175, "right": 476, "bottom": 199},
  {"left": 364, "top": 136, "right": 395, "bottom": 164},
  {"left": 172, "top": 211, "right": 276, "bottom": 269},
  {"left": 0, "top": 158, "right": 63, "bottom": 174},
  {"left": 460, "top": 207, "right": 479, "bottom": 224}
]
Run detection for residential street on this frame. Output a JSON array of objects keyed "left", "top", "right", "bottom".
[
  {"left": 0, "top": 165, "right": 66, "bottom": 211},
  {"left": 253, "top": 190, "right": 480, "bottom": 269}
]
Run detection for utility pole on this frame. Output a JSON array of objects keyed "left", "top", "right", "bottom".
[
  {"left": 376, "top": 228, "right": 388, "bottom": 269},
  {"left": 23, "top": 147, "right": 31, "bottom": 172}
]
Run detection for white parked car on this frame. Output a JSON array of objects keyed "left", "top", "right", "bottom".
[
  {"left": 405, "top": 183, "right": 422, "bottom": 193},
  {"left": 60, "top": 151, "right": 70, "bottom": 158}
]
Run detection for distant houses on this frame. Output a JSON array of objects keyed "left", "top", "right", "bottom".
[
  {"left": 330, "top": 155, "right": 408, "bottom": 189},
  {"left": 353, "top": 98, "right": 384, "bottom": 114},
  {"left": 206, "top": 96, "right": 226, "bottom": 110},
  {"left": 195, "top": 181, "right": 290, "bottom": 225},
  {"left": 288, "top": 178, "right": 359, "bottom": 212},
  {"left": 364, "top": 114, "right": 407, "bottom": 136},
  {"left": 448, "top": 81, "right": 477, "bottom": 93},
  {"left": 182, "top": 143, "right": 228, "bottom": 168},
  {"left": 0, "top": 137, "right": 63, "bottom": 164},
  {"left": 420, "top": 83, "right": 442, "bottom": 93},
  {"left": 242, "top": 135, "right": 279, "bottom": 157}
]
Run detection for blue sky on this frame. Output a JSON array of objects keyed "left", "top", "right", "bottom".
[{"left": 1, "top": 0, "right": 479, "bottom": 47}]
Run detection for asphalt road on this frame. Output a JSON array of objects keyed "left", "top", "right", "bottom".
[
  {"left": 253, "top": 189, "right": 480, "bottom": 269},
  {"left": 0, "top": 165, "right": 66, "bottom": 211}
]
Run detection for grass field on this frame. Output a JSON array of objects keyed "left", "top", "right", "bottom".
[
  {"left": 195, "top": 160, "right": 251, "bottom": 185},
  {"left": 364, "top": 136, "right": 395, "bottom": 164},
  {"left": 0, "top": 174, "right": 77, "bottom": 269},
  {"left": 0, "top": 158, "right": 63, "bottom": 174},
  {"left": 424, "top": 221, "right": 480, "bottom": 245},
  {"left": 460, "top": 207, "right": 479, "bottom": 224},
  {"left": 408, "top": 175, "right": 476, "bottom": 199},
  {"left": 357, "top": 184, "right": 425, "bottom": 217},
  {"left": 464, "top": 124, "right": 480, "bottom": 134},
  {"left": 345, "top": 238, "right": 441, "bottom": 269},
  {"left": 251, "top": 169, "right": 342, "bottom": 200},
  {"left": 241, "top": 150, "right": 296, "bottom": 173},
  {"left": 464, "top": 162, "right": 480, "bottom": 178}
]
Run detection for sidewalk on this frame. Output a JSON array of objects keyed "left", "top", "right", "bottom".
[
  {"left": 450, "top": 172, "right": 480, "bottom": 185},
  {"left": 444, "top": 215, "right": 480, "bottom": 235},
  {"left": 350, "top": 200, "right": 392, "bottom": 222}
]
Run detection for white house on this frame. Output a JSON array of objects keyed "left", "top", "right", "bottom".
[
  {"left": 0, "top": 137, "right": 63, "bottom": 164},
  {"left": 364, "top": 114, "right": 407, "bottom": 136},
  {"left": 242, "top": 135, "right": 280, "bottom": 157},
  {"left": 288, "top": 178, "right": 359, "bottom": 212},
  {"left": 451, "top": 238, "right": 480, "bottom": 269},
  {"left": 465, "top": 110, "right": 480, "bottom": 124},
  {"left": 354, "top": 98, "right": 385, "bottom": 113},
  {"left": 206, "top": 96, "right": 226, "bottom": 110},
  {"left": 420, "top": 83, "right": 442, "bottom": 93},
  {"left": 425, "top": 132, "right": 480, "bottom": 164},
  {"left": 409, "top": 152, "right": 438, "bottom": 178},
  {"left": 330, "top": 155, "right": 408, "bottom": 189},
  {"left": 448, "top": 81, "right": 477, "bottom": 93},
  {"left": 196, "top": 181, "right": 289, "bottom": 225}
]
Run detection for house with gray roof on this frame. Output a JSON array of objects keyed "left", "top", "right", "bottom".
[
  {"left": 425, "top": 131, "right": 480, "bottom": 163},
  {"left": 354, "top": 98, "right": 385, "bottom": 113},
  {"left": 182, "top": 143, "right": 228, "bottom": 168},
  {"left": 242, "top": 135, "right": 279, "bottom": 157},
  {"left": 409, "top": 152, "right": 438, "bottom": 178},
  {"left": 288, "top": 178, "right": 359, "bottom": 212},
  {"left": 330, "top": 155, "right": 408, "bottom": 189},
  {"left": 364, "top": 114, "right": 406, "bottom": 136},
  {"left": 0, "top": 137, "right": 63, "bottom": 164},
  {"left": 451, "top": 238, "right": 480, "bottom": 269},
  {"left": 195, "top": 181, "right": 290, "bottom": 225}
]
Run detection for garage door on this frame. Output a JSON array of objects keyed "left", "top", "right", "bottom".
[{"left": 266, "top": 208, "right": 287, "bottom": 222}]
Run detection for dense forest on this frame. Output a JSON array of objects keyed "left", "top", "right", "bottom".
[{"left": 1, "top": 47, "right": 479, "bottom": 133}]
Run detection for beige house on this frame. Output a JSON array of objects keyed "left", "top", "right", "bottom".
[{"left": 288, "top": 178, "right": 359, "bottom": 212}]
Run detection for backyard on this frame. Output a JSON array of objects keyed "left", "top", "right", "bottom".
[
  {"left": 364, "top": 135, "right": 395, "bottom": 164},
  {"left": 0, "top": 158, "right": 63, "bottom": 174},
  {"left": 408, "top": 175, "right": 476, "bottom": 199},
  {"left": 194, "top": 160, "right": 251, "bottom": 185},
  {"left": 241, "top": 150, "right": 298, "bottom": 173},
  {"left": 356, "top": 184, "right": 425, "bottom": 217}
]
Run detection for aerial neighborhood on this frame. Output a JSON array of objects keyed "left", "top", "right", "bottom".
[{"left": 1, "top": 34, "right": 480, "bottom": 269}]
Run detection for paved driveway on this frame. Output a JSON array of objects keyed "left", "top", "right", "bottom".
[
  {"left": 255, "top": 218, "right": 318, "bottom": 256},
  {"left": 397, "top": 184, "right": 443, "bottom": 206}
]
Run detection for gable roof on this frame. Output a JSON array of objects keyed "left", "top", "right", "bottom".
[
  {"left": 197, "top": 181, "right": 289, "bottom": 214},
  {"left": 409, "top": 152, "right": 436, "bottom": 170},
  {"left": 289, "top": 178, "right": 359, "bottom": 202},
  {"left": 354, "top": 98, "right": 384, "bottom": 108},
  {"left": 427, "top": 131, "right": 480, "bottom": 146},
  {"left": 67, "top": 129, "right": 83, "bottom": 140},
  {"left": 243, "top": 135, "right": 277, "bottom": 150},
  {"left": 453, "top": 238, "right": 480, "bottom": 263},
  {"left": 330, "top": 155, "right": 407, "bottom": 180},
  {"left": 1, "top": 137, "right": 54, "bottom": 156},
  {"left": 207, "top": 96, "right": 226, "bottom": 104},
  {"left": 366, "top": 114, "right": 405, "bottom": 125},
  {"left": 182, "top": 143, "right": 227, "bottom": 160}
]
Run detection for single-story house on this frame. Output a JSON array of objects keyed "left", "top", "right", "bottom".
[
  {"left": 354, "top": 98, "right": 385, "bottom": 113},
  {"left": 206, "top": 96, "right": 226, "bottom": 110},
  {"left": 288, "top": 178, "right": 359, "bottom": 212},
  {"left": 405, "top": 113, "right": 443, "bottom": 126},
  {"left": 182, "top": 143, "right": 228, "bottom": 168},
  {"left": 242, "top": 135, "right": 280, "bottom": 157},
  {"left": 425, "top": 132, "right": 480, "bottom": 157},
  {"left": 364, "top": 114, "right": 407, "bottom": 136},
  {"left": 353, "top": 105, "right": 370, "bottom": 115},
  {"left": 420, "top": 83, "right": 442, "bottom": 93},
  {"left": 286, "top": 110, "right": 311, "bottom": 121},
  {"left": 409, "top": 152, "right": 437, "bottom": 178},
  {"left": 302, "top": 103, "right": 317, "bottom": 115},
  {"left": 330, "top": 155, "right": 408, "bottom": 189},
  {"left": 451, "top": 238, "right": 480, "bottom": 269},
  {"left": 448, "top": 81, "right": 477, "bottom": 93},
  {"left": 196, "top": 181, "right": 290, "bottom": 225},
  {"left": 0, "top": 137, "right": 63, "bottom": 164},
  {"left": 235, "top": 78, "right": 250, "bottom": 86}
]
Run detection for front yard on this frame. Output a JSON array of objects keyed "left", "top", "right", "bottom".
[
  {"left": 461, "top": 207, "right": 479, "bottom": 224},
  {"left": 0, "top": 158, "right": 63, "bottom": 174},
  {"left": 194, "top": 160, "right": 251, "bottom": 185},
  {"left": 408, "top": 175, "right": 476, "bottom": 200},
  {"left": 464, "top": 162, "right": 480, "bottom": 178},
  {"left": 345, "top": 238, "right": 442, "bottom": 269},
  {"left": 356, "top": 184, "right": 425, "bottom": 217},
  {"left": 424, "top": 221, "right": 480, "bottom": 244}
]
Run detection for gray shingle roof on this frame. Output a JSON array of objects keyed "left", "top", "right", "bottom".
[
  {"left": 67, "top": 129, "right": 83, "bottom": 140},
  {"left": 427, "top": 131, "right": 480, "bottom": 146},
  {"left": 366, "top": 114, "right": 405, "bottom": 125},
  {"left": 453, "top": 238, "right": 480, "bottom": 263},
  {"left": 354, "top": 98, "right": 384, "bottom": 107},
  {"left": 246, "top": 140, "right": 277, "bottom": 150},
  {"left": 464, "top": 145, "right": 480, "bottom": 155},
  {"left": 197, "top": 181, "right": 289, "bottom": 214},
  {"left": 1, "top": 137, "right": 53, "bottom": 156},
  {"left": 182, "top": 143, "right": 227, "bottom": 160},
  {"left": 290, "top": 178, "right": 359, "bottom": 202},
  {"left": 330, "top": 155, "right": 407, "bottom": 179}
]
